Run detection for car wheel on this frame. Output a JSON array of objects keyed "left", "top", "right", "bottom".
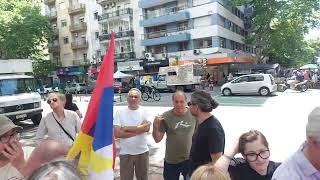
[
  {"left": 259, "top": 87, "right": 270, "bottom": 96},
  {"left": 300, "top": 84, "right": 308, "bottom": 92},
  {"left": 31, "top": 113, "right": 42, "bottom": 125},
  {"left": 222, "top": 88, "right": 232, "bottom": 96}
]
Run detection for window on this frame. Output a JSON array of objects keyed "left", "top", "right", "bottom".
[
  {"left": 95, "top": 32, "right": 99, "bottom": 39},
  {"left": 177, "top": 21, "right": 188, "bottom": 31},
  {"left": 194, "top": 37, "right": 212, "bottom": 49},
  {"left": 220, "top": 37, "right": 226, "bottom": 48},
  {"left": 178, "top": 41, "right": 188, "bottom": 51},
  {"left": 234, "top": 76, "right": 249, "bottom": 83},
  {"left": 94, "top": 12, "right": 98, "bottom": 20},
  {"left": 83, "top": 53, "right": 87, "bottom": 60},
  {"left": 249, "top": 75, "right": 264, "bottom": 82},
  {"left": 168, "top": 71, "right": 177, "bottom": 76},
  {"left": 61, "top": 20, "right": 67, "bottom": 27},
  {"left": 63, "top": 37, "right": 69, "bottom": 44},
  {"left": 59, "top": 2, "right": 65, "bottom": 9}
]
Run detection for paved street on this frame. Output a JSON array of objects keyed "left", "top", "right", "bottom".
[{"left": 18, "top": 88, "right": 320, "bottom": 179}]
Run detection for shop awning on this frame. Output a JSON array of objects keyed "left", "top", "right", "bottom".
[{"left": 206, "top": 56, "right": 255, "bottom": 65}]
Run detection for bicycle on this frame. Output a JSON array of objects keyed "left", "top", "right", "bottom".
[{"left": 141, "top": 86, "right": 161, "bottom": 101}]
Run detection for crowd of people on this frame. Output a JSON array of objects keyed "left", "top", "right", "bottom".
[{"left": 0, "top": 89, "right": 319, "bottom": 180}]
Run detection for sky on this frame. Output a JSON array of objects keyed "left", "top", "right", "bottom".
[{"left": 305, "top": 28, "right": 320, "bottom": 40}]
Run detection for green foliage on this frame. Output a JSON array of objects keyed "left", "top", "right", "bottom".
[
  {"left": 32, "top": 59, "right": 56, "bottom": 77},
  {"left": 231, "top": 0, "right": 320, "bottom": 67},
  {"left": 0, "top": 0, "right": 53, "bottom": 59}
]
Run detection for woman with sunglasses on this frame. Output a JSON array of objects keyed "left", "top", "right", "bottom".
[
  {"left": 35, "top": 93, "right": 81, "bottom": 148},
  {"left": 215, "top": 130, "right": 280, "bottom": 180}
]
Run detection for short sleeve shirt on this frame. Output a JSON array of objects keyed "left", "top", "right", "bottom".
[
  {"left": 114, "top": 106, "right": 151, "bottom": 155},
  {"left": 229, "top": 158, "right": 280, "bottom": 180},
  {"left": 159, "top": 109, "right": 197, "bottom": 164},
  {"left": 189, "top": 115, "right": 225, "bottom": 174}
]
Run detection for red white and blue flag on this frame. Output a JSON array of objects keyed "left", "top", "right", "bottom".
[{"left": 68, "top": 33, "right": 116, "bottom": 179}]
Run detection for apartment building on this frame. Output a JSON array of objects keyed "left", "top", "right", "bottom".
[
  {"left": 44, "top": 0, "right": 101, "bottom": 77},
  {"left": 139, "top": 0, "right": 255, "bottom": 80},
  {"left": 97, "top": 0, "right": 144, "bottom": 74}
]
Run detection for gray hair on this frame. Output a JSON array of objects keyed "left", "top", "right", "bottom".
[
  {"left": 28, "top": 160, "right": 82, "bottom": 180},
  {"left": 172, "top": 90, "right": 187, "bottom": 101},
  {"left": 128, "top": 88, "right": 142, "bottom": 99},
  {"left": 191, "top": 90, "right": 219, "bottom": 112}
]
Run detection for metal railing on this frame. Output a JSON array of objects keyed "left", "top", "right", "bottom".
[
  {"left": 69, "top": 22, "right": 87, "bottom": 32},
  {"left": 68, "top": 4, "right": 85, "bottom": 14},
  {"left": 143, "top": 4, "right": 187, "bottom": 19},
  {"left": 99, "top": 8, "right": 133, "bottom": 21},
  {"left": 99, "top": 30, "right": 134, "bottom": 41},
  {"left": 142, "top": 26, "right": 189, "bottom": 39},
  {"left": 73, "top": 59, "right": 90, "bottom": 66},
  {"left": 71, "top": 41, "right": 88, "bottom": 49},
  {"left": 114, "top": 52, "right": 136, "bottom": 60}
]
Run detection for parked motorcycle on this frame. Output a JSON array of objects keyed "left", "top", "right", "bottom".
[{"left": 278, "top": 80, "right": 308, "bottom": 92}]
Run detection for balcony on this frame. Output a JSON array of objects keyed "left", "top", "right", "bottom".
[
  {"left": 99, "top": 30, "right": 134, "bottom": 42},
  {"left": 48, "top": 43, "right": 60, "bottom": 52},
  {"left": 71, "top": 41, "right": 88, "bottom": 50},
  {"left": 69, "top": 22, "right": 87, "bottom": 32},
  {"left": 73, "top": 59, "right": 90, "bottom": 66},
  {"left": 138, "top": 0, "right": 177, "bottom": 8},
  {"left": 141, "top": 5, "right": 189, "bottom": 27},
  {"left": 47, "top": 11, "right": 57, "bottom": 21},
  {"left": 44, "top": 0, "right": 55, "bottom": 5},
  {"left": 96, "top": 0, "right": 111, "bottom": 6},
  {"left": 114, "top": 52, "right": 136, "bottom": 61},
  {"left": 142, "top": 28, "right": 190, "bottom": 46},
  {"left": 68, "top": 4, "right": 85, "bottom": 15},
  {"left": 98, "top": 8, "right": 133, "bottom": 23}
]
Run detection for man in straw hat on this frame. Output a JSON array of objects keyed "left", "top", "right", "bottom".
[{"left": 0, "top": 115, "right": 31, "bottom": 179}]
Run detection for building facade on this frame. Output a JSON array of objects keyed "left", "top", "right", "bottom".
[
  {"left": 97, "top": 0, "right": 145, "bottom": 75},
  {"left": 139, "top": 0, "right": 255, "bottom": 81},
  {"left": 44, "top": 0, "right": 102, "bottom": 82}
]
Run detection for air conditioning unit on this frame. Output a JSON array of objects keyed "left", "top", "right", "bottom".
[
  {"left": 111, "top": 2, "right": 116, "bottom": 7},
  {"left": 105, "top": 4, "right": 110, "bottom": 9},
  {"left": 145, "top": 52, "right": 152, "bottom": 59},
  {"left": 193, "top": 49, "right": 201, "bottom": 55},
  {"left": 145, "top": 52, "right": 155, "bottom": 61},
  {"left": 74, "top": 33, "right": 78, "bottom": 37}
]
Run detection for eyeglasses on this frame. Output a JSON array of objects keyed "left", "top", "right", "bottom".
[
  {"left": 47, "top": 98, "right": 58, "bottom": 104},
  {"left": 187, "top": 102, "right": 196, "bottom": 106},
  {"left": 245, "top": 150, "right": 270, "bottom": 162},
  {"left": 0, "top": 130, "right": 19, "bottom": 144}
]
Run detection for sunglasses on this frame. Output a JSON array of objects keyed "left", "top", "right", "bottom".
[{"left": 47, "top": 98, "right": 58, "bottom": 104}]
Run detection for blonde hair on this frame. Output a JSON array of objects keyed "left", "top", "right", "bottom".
[
  {"left": 190, "top": 165, "right": 231, "bottom": 180},
  {"left": 49, "top": 92, "right": 66, "bottom": 105}
]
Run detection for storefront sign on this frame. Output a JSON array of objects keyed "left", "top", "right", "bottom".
[
  {"left": 144, "top": 59, "right": 169, "bottom": 67},
  {"left": 117, "top": 60, "right": 143, "bottom": 71}
]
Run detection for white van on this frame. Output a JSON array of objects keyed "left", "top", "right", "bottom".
[{"left": 0, "top": 60, "right": 43, "bottom": 125}]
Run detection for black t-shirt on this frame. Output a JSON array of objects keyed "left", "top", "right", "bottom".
[
  {"left": 64, "top": 103, "right": 79, "bottom": 112},
  {"left": 189, "top": 115, "right": 225, "bottom": 174},
  {"left": 229, "top": 158, "right": 281, "bottom": 180}
]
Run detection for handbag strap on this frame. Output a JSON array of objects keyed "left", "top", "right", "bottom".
[{"left": 52, "top": 112, "right": 74, "bottom": 141}]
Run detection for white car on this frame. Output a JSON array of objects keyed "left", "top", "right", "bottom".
[{"left": 221, "top": 74, "right": 277, "bottom": 96}]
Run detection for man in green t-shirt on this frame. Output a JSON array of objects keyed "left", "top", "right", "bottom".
[{"left": 153, "top": 91, "right": 197, "bottom": 180}]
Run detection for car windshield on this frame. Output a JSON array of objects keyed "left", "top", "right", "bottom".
[{"left": 0, "top": 78, "right": 37, "bottom": 96}]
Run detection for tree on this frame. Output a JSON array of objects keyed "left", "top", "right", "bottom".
[
  {"left": 231, "top": 0, "right": 320, "bottom": 67},
  {"left": 0, "top": 0, "right": 52, "bottom": 59}
]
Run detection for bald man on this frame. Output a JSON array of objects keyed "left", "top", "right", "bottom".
[{"left": 153, "top": 91, "right": 197, "bottom": 180}]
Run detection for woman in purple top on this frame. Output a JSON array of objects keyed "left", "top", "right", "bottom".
[{"left": 216, "top": 130, "right": 280, "bottom": 180}]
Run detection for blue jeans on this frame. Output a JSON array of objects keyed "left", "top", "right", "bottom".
[{"left": 163, "top": 160, "right": 190, "bottom": 180}]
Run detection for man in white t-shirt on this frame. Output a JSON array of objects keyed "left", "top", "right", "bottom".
[
  {"left": 114, "top": 88, "right": 152, "bottom": 180},
  {"left": 0, "top": 115, "right": 33, "bottom": 180}
]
